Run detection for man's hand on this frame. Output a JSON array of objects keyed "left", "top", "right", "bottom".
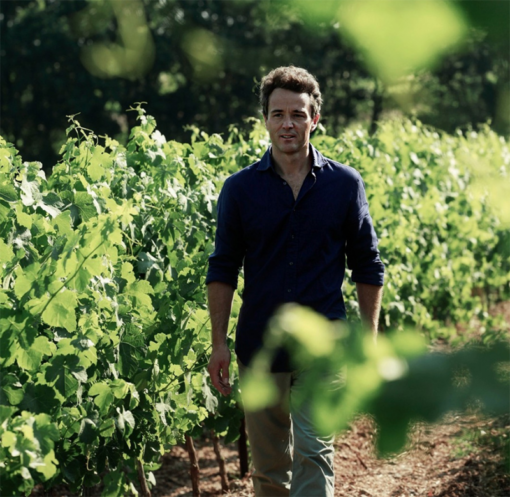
[
  {"left": 207, "top": 282, "right": 235, "bottom": 395},
  {"left": 208, "top": 343, "right": 232, "bottom": 396}
]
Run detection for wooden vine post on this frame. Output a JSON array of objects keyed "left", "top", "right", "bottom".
[
  {"left": 185, "top": 434, "right": 201, "bottom": 497},
  {"left": 211, "top": 430, "right": 229, "bottom": 493},
  {"left": 238, "top": 416, "right": 249, "bottom": 477}
]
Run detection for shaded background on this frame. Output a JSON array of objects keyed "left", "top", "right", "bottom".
[{"left": 1, "top": 0, "right": 509, "bottom": 171}]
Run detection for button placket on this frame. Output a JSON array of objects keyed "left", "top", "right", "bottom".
[
  {"left": 283, "top": 170, "right": 319, "bottom": 300},
  {"left": 284, "top": 205, "right": 300, "bottom": 301}
]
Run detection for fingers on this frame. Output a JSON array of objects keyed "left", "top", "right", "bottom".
[
  {"left": 219, "top": 363, "right": 232, "bottom": 395},
  {"left": 218, "top": 375, "right": 232, "bottom": 396},
  {"left": 216, "top": 361, "right": 232, "bottom": 395},
  {"left": 208, "top": 355, "right": 232, "bottom": 396}
]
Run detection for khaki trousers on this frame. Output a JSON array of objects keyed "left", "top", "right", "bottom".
[{"left": 238, "top": 361, "right": 335, "bottom": 497}]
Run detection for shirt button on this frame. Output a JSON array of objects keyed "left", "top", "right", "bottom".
[
  {"left": 287, "top": 289, "right": 292, "bottom": 292},
  {"left": 283, "top": 181, "right": 287, "bottom": 185},
  {"left": 289, "top": 262, "right": 293, "bottom": 265}
]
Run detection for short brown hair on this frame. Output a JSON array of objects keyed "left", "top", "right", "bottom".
[{"left": 259, "top": 66, "right": 322, "bottom": 118}]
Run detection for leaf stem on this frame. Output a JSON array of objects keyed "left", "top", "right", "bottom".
[{"left": 38, "top": 238, "right": 106, "bottom": 318}]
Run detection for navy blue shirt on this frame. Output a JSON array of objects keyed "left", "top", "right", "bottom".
[{"left": 206, "top": 145, "right": 384, "bottom": 371}]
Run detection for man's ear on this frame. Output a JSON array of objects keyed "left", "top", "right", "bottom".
[
  {"left": 263, "top": 113, "right": 268, "bottom": 129},
  {"left": 311, "top": 113, "right": 320, "bottom": 132}
]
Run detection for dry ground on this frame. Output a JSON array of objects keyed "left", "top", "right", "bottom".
[
  {"left": 32, "top": 413, "right": 510, "bottom": 497},
  {"left": 152, "top": 413, "right": 509, "bottom": 497}
]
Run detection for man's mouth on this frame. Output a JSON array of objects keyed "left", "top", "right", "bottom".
[{"left": 280, "top": 135, "right": 295, "bottom": 139}]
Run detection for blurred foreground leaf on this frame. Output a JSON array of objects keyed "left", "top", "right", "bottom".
[
  {"left": 296, "top": 0, "right": 467, "bottom": 83},
  {"left": 339, "top": 0, "right": 467, "bottom": 82},
  {"left": 241, "top": 305, "right": 510, "bottom": 456}
]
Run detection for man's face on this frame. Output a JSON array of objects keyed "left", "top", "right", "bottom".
[{"left": 264, "top": 88, "right": 320, "bottom": 157}]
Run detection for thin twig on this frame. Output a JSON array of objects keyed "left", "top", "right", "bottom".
[{"left": 136, "top": 459, "right": 152, "bottom": 497}]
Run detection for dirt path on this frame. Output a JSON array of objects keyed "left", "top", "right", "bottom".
[{"left": 152, "top": 414, "right": 509, "bottom": 497}]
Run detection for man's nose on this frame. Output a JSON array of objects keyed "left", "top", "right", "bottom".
[{"left": 282, "top": 117, "right": 294, "bottom": 128}]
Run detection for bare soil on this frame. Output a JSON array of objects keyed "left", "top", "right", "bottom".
[{"left": 153, "top": 414, "right": 509, "bottom": 497}]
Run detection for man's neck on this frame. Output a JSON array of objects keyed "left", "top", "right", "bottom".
[{"left": 271, "top": 145, "right": 313, "bottom": 178}]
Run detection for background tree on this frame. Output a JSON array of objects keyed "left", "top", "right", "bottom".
[{"left": 1, "top": 0, "right": 508, "bottom": 171}]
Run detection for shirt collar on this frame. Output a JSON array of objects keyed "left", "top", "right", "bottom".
[{"left": 256, "top": 144, "right": 328, "bottom": 171}]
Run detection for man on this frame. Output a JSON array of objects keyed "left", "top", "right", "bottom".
[{"left": 206, "top": 66, "right": 384, "bottom": 496}]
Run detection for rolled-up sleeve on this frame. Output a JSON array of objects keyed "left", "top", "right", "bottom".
[
  {"left": 206, "top": 177, "right": 245, "bottom": 289},
  {"left": 345, "top": 175, "right": 385, "bottom": 286}
]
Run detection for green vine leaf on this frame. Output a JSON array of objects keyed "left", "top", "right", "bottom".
[{"left": 41, "top": 290, "right": 78, "bottom": 333}]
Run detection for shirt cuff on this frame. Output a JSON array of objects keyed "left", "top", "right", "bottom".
[
  {"left": 351, "top": 263, "right": 385, "bottom": 286},
  {"left": 205, "top": 271, "right": 239, "bottom": 289}
]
